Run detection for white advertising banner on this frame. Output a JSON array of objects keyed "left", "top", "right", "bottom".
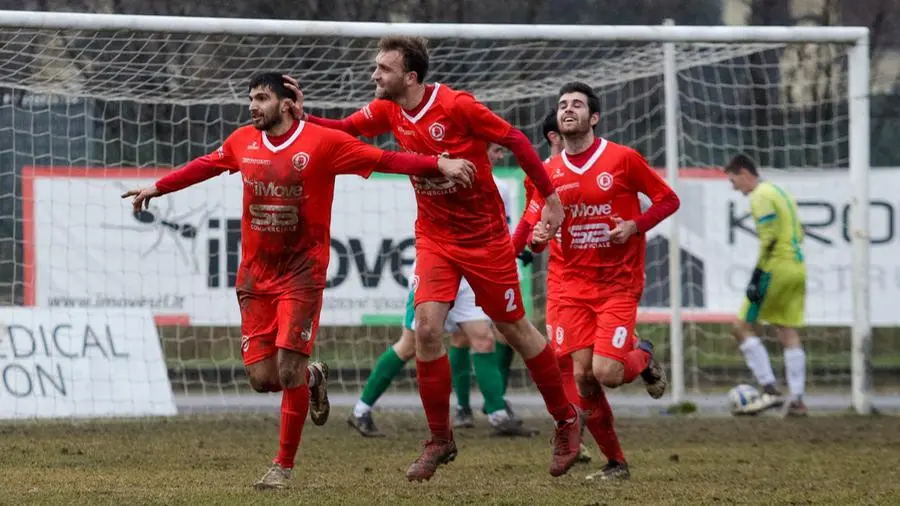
[
  {"left": 24, "top": 166, "right": 897, "bottom": 327},
  {"left": 24, "top": 168, "right": 524, "bottom": 326},
  {"left": 0, "top": 308, "right": 177, "bottom": 419},
  {"left": 648, "top": 168, "right": 900, "bottom": 326}
]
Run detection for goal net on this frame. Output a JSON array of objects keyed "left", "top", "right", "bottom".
[{"left": 0, "top": 12, "right": 876, "bottom": 419}]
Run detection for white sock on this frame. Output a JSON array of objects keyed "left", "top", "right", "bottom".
[
  {"left": 739, "top": 336, "right": 776, "bottom": 386},
  {"left": 783, "top": 347, "right": 806, "bottom": 400},
  {"left": 353, "top": 400, "right": 371, "bottom": 418},
  {"left": 487, "top": 409, "right": 509, "bottom": 426}
]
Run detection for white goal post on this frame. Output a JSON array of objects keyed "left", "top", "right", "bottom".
[{"left": 0, "top": 11, "right": 872, "bottom": 416}]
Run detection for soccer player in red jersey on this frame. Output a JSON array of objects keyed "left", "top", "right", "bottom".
[
  {"left": 121, "top": 72, "right": 475, "bottom": 490},
  {"left": 528, "top": 82, "right": 680, "bottom": 480},
  {"left": 285, "top": 36, "right": 583, "bottom": 481}
]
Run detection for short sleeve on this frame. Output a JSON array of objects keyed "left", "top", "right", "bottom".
[
  {"left": 325, "top": 129, "right": 383, "bottom": 178},
  {"left": 347, "top": 99, "right": 393, "bottom": 138},
  {"left": 452, "top": 92, "right": 512, "bottom": 144}
]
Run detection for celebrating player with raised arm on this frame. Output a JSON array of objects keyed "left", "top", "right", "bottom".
[
  {"left": 121, "top": 72, "right": 474, "bottom": 491},
  {"left": 724, "top": 154, "right": 808, "bottom": 417},
  {"left": 285, "top": 36, "right": 583, "bottom": 481},
  {"left": 528, "top": 82, "right": 680, "bottom": 480}
]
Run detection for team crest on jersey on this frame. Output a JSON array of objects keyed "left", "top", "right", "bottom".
[
  {"left": 429, "top": 122, "right": 446, "bottom": 141},
  {"left": 292, "top": 152, "right": 310, "bottom": 172},
  {"left": 597, "top": 172, "right": 614, "bottom": 190}
]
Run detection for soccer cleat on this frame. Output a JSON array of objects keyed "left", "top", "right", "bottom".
[
  {"left": 406, "top": 439, "right": 458, "bottom": 482},
  {"left": 782, "top": 398, "right": 808, "bottom": 417},
  {"left": 761, "top": 384, "right": 786, "bottom": 409},
  {"left": 491, "top": 417, "right": 539, "bottom": 438},
  {"left": 549, "top": 405, "right": 583, "bottom": 477},
  {"left": 254, "top": 463, "right": 292, "bottom": 490},
  {"left": 347, "top": 411, "right": 385, "bottom": 438},
  {"left": 576, "top": 443, "right": 593, "bottom": 464},
  {"left": 308, "top": 361, "right": 330, "bottom": 426},
  {"left": 504, "top": 400, "right": 516, "bottom": 419},
  {"left": 585, "top": 460, "right": 631, "bottom": 481},
  {"left": 637, "top": 340, "right": 667, "bottom": 399},
  {"left": 452, "top": 406, "right": 475, "bottom": 429}
]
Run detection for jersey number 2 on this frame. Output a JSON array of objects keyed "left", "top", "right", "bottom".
[{"left": 504, "top": 288, "right": 517, "bottom": 312}]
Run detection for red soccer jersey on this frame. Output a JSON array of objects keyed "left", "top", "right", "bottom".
[
  {"left": 347, "top": 84, "right": 512, "bottom": 244},
  {"left": 527, "top": 138, "right": 675, "bottom": 299},
  {"left": 523, "top": 173, "right": 564, "bottom": 299},
  {"left": 208, "top": 122, "right": 381, "bottom": 294}
]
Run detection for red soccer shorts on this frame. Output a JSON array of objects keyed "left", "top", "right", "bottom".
[
  {"left": 555, "top": 294, "right": 639, "bottom": 362},
  {"left": 237, "top": 289, "right": 323, "bottom": 366},
  {"left": 413, "top": 235, "right": 525, "bottom": 323}
]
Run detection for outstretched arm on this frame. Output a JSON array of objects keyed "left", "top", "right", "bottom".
[
  {"left": 121, "top": 151, "right": 233, "bottom": 213},
  {"left": 326, "top": 130, "right": 474, "bottom": 187}
]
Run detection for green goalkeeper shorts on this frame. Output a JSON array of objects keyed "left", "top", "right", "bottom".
[{"left": 738, "top": 261, "right": 806, "bottom": 328}]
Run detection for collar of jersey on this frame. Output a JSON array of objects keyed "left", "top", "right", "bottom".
[
  {"left": 561, "top": 137, "right": 608, "bottom": 175},
  {"left": 262, "top": 120, "right": 306, "bottom": 153},
  {"left": 401, "top": 83, "right": 441, "bottom": 124}
]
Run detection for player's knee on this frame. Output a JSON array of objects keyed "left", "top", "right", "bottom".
[
  {"left": 594, "top": 361, "right": 624, "bottom": 389},
  {"left": 277, "top": 364, "right": 306, "bottom": 390},
  {"left": 573, "top": 368, "right": 597, "bottom": 398},
  {"left": 468, "top": 330, "right": 494, "bottom": 353},
  {"left": 732, "top": 321, "right": 752, "bottom": 342},
  {"left": 449, "top": 331, "right": 469, "bottom": 349},
  {"left": 247, "top": 372, "right": 280, "bottom": 393}
]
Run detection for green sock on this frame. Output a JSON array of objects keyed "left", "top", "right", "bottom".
[
  {"left": 449, "top": 346, "right": 472, "bottom": 409},
  {"left": 495, "top": 342, "right": 515, "bottom": 396},
  {"left": 473, "top": 352, "right": 507, "bottom": 414},
  {"left": 359, "top": 347, "right": 407, "bottom": 407}
]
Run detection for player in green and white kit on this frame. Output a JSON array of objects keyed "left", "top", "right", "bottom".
[{"left": 724, "top": 154, "right": 808, "bottom": 416}]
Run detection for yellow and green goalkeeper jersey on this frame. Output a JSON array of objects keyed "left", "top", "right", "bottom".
[{"left": 749, "top": 181, "right": 805, "bottom": 271}]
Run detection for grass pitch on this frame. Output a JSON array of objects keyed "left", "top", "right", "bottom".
[{"left": 1, "top": 411, "right": 898, "bottom": 505}]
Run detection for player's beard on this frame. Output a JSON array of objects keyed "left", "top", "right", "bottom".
[
  {"left": 252, "top": 108, "right": 281, "bottom": 132},
  {"left": 375, "top": 80, "right": 403, "bottom": 101},
  {"left": 560, "top": 115, "right": 594, "bottom": 151}
]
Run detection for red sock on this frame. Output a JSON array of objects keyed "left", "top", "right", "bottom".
[
  {"left": 622, "top": 349, "right": 651, "bottom": 384},
  {"left": 524, "top": 345, "right": 576, "bottom": 422},
  {"left": 557, "top": 354, "right": 581, "bottom": 406},
  {"left": 274, "top": 385, "right": 310, "bottom": 469},
  {"left": 416, "top": 355, "right": 453, "bottom": 441},
  {"left": 579, "top": 389, "right": 626, "bottom": 463}
]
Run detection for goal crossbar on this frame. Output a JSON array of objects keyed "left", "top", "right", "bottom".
[{"left": 0, "top": 10, "right": 869, "bottom": 43}]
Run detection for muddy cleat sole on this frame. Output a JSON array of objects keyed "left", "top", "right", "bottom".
[
  {"left": 637, "top": 340, "right": 667, "bottom": 399},
  {"left": 347, "top": 411, "right": 385, "bottom": 438},
  {"left": 254, "top": 463, "right": 292, "bottom": 490},
  {"left": 491, "top": 417, "right": 539, "bottom": 438},
  {"left": 585, "top": 460, "right": 630, "bottom": 481},
  {"left": 308, "top": 361, "right": 330, "bottom": 426},
  {"left": 406, "top": 439, "right": 458, "bottom": 482},
  {"left": 452, "top": 406, "right": 475, "bottom": 429},
  {"left": 550, "top": 405, "right": 584, "bottom": 477}
]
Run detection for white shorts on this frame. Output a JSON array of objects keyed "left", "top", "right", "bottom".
[{"left": 403, "top": 269, "right": 489, "bottom": 333}]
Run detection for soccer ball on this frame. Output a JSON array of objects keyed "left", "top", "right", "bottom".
[{"left": 728, "top": 384, "right": 761, "bottom": 415}]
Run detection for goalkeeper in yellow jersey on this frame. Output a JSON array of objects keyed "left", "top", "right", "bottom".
[{"left": 724, "top": 154, "right": 808, "bottom": 417}]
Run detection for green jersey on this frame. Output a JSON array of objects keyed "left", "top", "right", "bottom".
[{"left": 748, "top": 181, "right": 804, "bottom": 271}]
